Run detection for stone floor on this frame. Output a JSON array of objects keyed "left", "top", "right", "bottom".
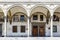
[{"left": 0, "top": 37, "right": 59, "bottom": 40}]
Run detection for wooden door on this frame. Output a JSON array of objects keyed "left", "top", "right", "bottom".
[
  {"left": 32, "top": 25, "right": 38, "bottom": 37},
  {"left": 39, "top": 25, "right": 45, "bottom": 37}
]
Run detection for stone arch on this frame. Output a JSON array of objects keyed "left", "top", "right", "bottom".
[
  {"left": 53, "top": 6, "right": 60, "bottom": 14},
  {"left": 0, "top": 8, "right": 4, "bottom": 16},
  {"left": 53, "top": 5, "right": 60, "bottom": 14},
  {"left": 30, "top": 5, "right": 50, "bottom": 20},
  {"left": 7, "top": 5, "right": 28, "bottom": 24},
  {"left": 7, "top": 4, "right": 27, "bottom": 16},
  {"left": 30, "top": 5, "right": 51, "bottom": 17},
  {"left": 30, "top": 5, "right": 51, "bottom": 24},
  {"left": 53, "top": 6, "right": 60, "bottom": 21},
  {"left": 0, "top": 6, "right": 4, "bottom": 17}
]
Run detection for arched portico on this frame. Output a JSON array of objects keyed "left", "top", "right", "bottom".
[
  {"left": 29, "top": 6, "right": 51, "bottom": 37},
  {"left": 6, "top": 5, "right": 28, "bottom": 37},
  {"left": 53, "top": 6, "right": 60, "bottom": 37}
]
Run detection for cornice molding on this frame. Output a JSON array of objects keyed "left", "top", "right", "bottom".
[{"left": 0, "top": 2, "right": 60, "bottom": 5}]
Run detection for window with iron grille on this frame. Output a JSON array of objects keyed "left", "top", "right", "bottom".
[
  {"left": 21, "top": 26, "right": 25, "bottom": 32},
  {"left": 13, "top": 26, "right": 17, "bottom": 32}
]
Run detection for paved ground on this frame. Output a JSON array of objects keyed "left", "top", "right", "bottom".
[{"left": 0, "top": 37, "right": 59, "bottom": 40}]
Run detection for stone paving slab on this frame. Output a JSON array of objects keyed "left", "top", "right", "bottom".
[{"left": 0, "top": 37, "right": 59, "bottom": 40}]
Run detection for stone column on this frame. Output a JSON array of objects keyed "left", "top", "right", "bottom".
[
  {"left": 26, "top": 5, "right": 31, "bottom": 37},
  {"left": 3, "top": 8, "right": 7, "bottom": 37},
  {"left": 50, "top": 9, "right": 54, "bottom": 37}
]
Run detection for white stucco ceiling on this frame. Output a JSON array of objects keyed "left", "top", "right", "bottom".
[
  {"left": 7, "top": 6, "right": 27, "bottom": 16},
  {"left": 30, "top": 6, "right": 49, "bottom": 16}
]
